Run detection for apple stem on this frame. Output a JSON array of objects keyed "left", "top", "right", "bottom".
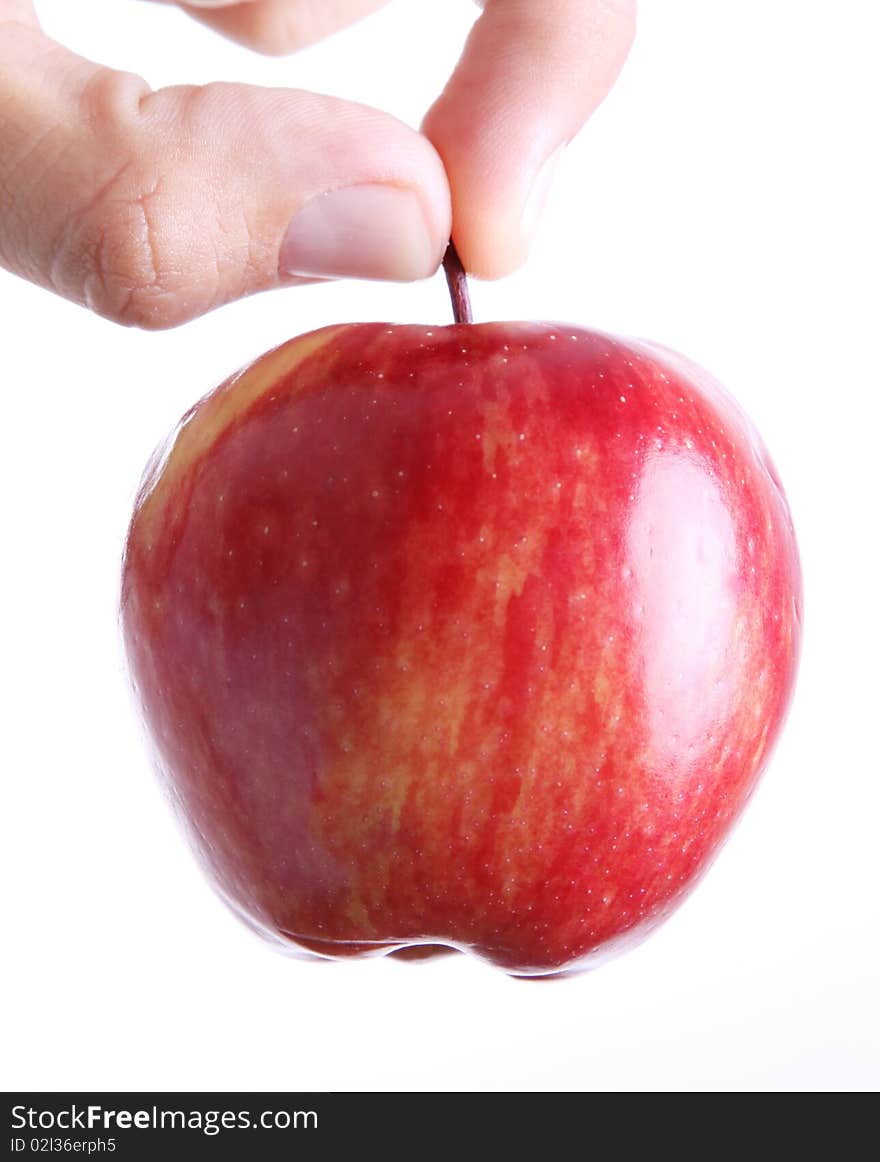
[{"left": 443, "top": 242, "right": 473, "bottom": 325}]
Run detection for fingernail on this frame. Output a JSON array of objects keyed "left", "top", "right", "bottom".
[
  {"left": 280, "top": 184, "right": 437, "bottom": 281},
  {"left": 520, "top": 147, "right": 564, "bottom": 245}
]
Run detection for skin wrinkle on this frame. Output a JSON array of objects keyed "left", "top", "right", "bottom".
[
  {"left": 65, "top": 169, "right": 172, "bottom": 324},
  {"left": 0, "top": 129, "right": 56, "bottom": 276},
  {"left": 47, "top": 158, "right": 135, "bottom": 298},
  {"left": 117, "top": 180, "right": 164, "bottom": 324}
]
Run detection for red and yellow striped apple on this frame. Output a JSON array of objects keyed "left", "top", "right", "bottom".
[{"left": 121, "top": 265, "right": 801, "bottom": 976}]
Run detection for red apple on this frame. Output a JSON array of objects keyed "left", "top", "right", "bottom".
[{"left": 121, "top": 260, "right": 801, "bottom": 976}]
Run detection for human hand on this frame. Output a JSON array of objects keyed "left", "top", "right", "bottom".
[{"left": 0, "top": 0, "right": 635, "bottom": 328}]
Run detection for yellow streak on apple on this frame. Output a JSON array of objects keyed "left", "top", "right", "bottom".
[
  {"left": 133, "top": 326, "right": 346, "bottom": 551},
  {"left": 305, "top": 366, "right": 641, "bottom": 946}
]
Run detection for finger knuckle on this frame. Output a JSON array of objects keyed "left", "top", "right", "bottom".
[{"left": 77, "top": 65, "right": 150, "bottom": 136}]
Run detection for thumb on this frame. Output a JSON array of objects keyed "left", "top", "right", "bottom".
[{"left": 0, "top": 23, "right": 451, "bottom": 329}]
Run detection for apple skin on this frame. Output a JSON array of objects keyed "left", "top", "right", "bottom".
[{"left": 121, "top": 321, "right": 801, "bottom": 976}]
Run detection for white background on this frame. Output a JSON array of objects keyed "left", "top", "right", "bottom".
[{"left": 2, "top": 0, "right": 878, "bottom": 1092}]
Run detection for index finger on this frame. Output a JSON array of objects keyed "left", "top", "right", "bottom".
[{"left": 422, "top": 0, "right": 637, "bottom": 278}]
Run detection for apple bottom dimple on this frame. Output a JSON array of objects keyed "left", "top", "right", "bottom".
[
  {"left": 227, "top": 862, "right": 700, "bottom": 978},
  {"left": 202, "top": 726, "right": 763, "bottom": 977},
  {"left": 160, "top": 649, "right": 779, "bottom": 977}
]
